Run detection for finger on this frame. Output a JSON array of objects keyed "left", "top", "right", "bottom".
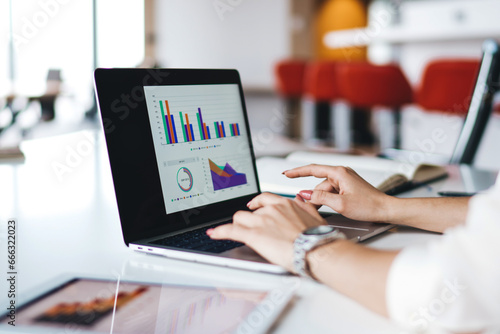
[
  {"left": 299, "top": 189, "right": 342, "bottom": 212},
  {"left": 294, "top": 195, "right": 323, "bottom": 218},
  {"left": 232, "top": 210, "right": 258, "bottom": 228},
  {"left": 293, "top": 194, "right": 306, "bottom": 205},
  {"left": 311, "top": 179, "right": 339, "bottom": 210},
  {"left": 283, "top": 165, "right": 348, "bottom": 189},
  {"left": 247, "top": 192, "right": 290, "bottom": 210},
  {"left": 314, "top": 179, "right": 337, "bottom": 193},
  {"left": 207, "top": 223, "right": 249, "bottom": 243},
  {"left": 283, "top": 164, "right": 335, "bottom": 178}
]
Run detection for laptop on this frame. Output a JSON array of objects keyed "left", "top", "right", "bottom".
[{"left": 94, "top": 68, "right": 393, "bottom": 274}]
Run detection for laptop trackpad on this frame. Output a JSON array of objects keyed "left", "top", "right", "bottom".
[
  {"left": 218, "top": 245, "right": 269, "bottom": 264},
  {"left": 326, "top": 214, "right": 392, "bottom": 241}
]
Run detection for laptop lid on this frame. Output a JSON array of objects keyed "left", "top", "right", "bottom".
[
  {"left": 450, "top": 39, "right": 500, "bottom": 164},
  {"left": 94, "top": 69, "right": 261, "bottom": 246}
]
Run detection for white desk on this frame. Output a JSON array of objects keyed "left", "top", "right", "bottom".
[{"left": 0, "top": 130, "right": 497, "bottom": 333}]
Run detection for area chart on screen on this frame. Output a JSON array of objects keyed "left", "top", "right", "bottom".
[{"left": 209, "top": 159, "right": 247, "bottom": 190}]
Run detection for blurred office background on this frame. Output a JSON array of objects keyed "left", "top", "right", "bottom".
[{"left": 1, "top": 0, "right": 500, "bottom": 169}]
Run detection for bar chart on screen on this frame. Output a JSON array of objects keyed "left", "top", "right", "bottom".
[
  {"left": 144, "top": 85, "right": 245, "bottom": 146},
  {"left": 159, "top": 101, "right": 241, "bottom": 144}
]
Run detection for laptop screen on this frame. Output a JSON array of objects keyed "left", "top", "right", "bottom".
[
  {"left": 95, "top": 69, "right": 261, "bottom": 244},
  {"left": 144, "top": 84, "right": 258, "bottom": 214}
]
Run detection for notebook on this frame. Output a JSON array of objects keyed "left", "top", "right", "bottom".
[{"left": 94, "top": 68, "right": 392, "bottom": 274}]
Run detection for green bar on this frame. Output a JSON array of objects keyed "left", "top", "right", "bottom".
[
  {"left": 179, "top": 111, "right": 187, "bottom": 142},
  {"left": 230, "top": 124, "right": 234, "bottom": 136},
  {"left": 196, "top": 113, "right": 204, "bottom": 140},
  {"left": 159, "top": 101, "right": 170, "bottom": 144},
  {"left": 214, "top": 122, "right": 219, "bottom": 138}
]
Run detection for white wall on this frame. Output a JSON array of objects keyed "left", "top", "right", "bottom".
[
  {"left": 154, "top": 0, "right": 291, "bottom": 90},
  {"left": 369, "top": 0, "right": 500, "bottom": 84}
]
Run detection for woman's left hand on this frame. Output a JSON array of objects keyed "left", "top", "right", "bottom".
[{"left": 207, "top": 192, "right": 326, "bottom": 272}]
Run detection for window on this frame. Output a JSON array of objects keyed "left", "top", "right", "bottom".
[{"left": 1, "top": 0, "right": 144, "bottom": 126}]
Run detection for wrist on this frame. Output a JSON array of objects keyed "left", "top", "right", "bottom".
[
  {"left": 379, "top": 195, "right": 401, "bottom": 224},
  {"left": 305, "top": 239, "right": 349, "bottom": 281}
]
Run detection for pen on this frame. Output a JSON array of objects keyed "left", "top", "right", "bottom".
[{"left": 437, "top": 191, "right": 477, "bottom": 197}]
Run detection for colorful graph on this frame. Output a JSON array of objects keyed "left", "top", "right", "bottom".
[
  {"left": 209, "top": 159, "right": 247, "bottom": 190},
  {"left": 159, "top": 100, "right": 241, "bottom": 144},
  {"left": 177, "top": 167, "right": 193, "bottom": 192}
]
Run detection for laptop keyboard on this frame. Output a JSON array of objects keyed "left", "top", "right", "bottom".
[{"left": 150, "top": 221, "right": 244, "bottom": 253}]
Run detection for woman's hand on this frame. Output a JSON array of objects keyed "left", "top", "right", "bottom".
[
  {"left": 284, "top": 164, "right": 394, "bottom": 223},
  {"left": 209, "top": 190, "right": 397, "bottom": 317},
  {"left": 207, "top": 192, "right": 326, "bottom": 272}
]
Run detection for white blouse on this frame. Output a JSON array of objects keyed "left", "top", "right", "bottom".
[{"left": 386, "top": 175, "right": 500, "bottom": 333}]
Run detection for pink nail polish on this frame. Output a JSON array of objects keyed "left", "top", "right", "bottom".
[
  {"left": 206, "top": 229, "right": 214, "bottom": 236},
  {"left": 299, "top": 190, "right": 313, "bottom": 200},
  {"left": 246, "top": 201, "right": 251, "bottom": 207},
  {"left": 296, "top": 194, "right": 306, "bottom": 202}
]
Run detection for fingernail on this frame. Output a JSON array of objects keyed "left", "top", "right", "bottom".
[
  {"left": 299, "top": 190, "right": 313, "bottom": 200},
  {"left": 246, "top": 201, "right": 251, "bottom": 207},
  {"left": 296, "top": 194, "right": 306, "bottom": 202},
  {"left": 282, "top": 170, "right": 289, "bottom": 175},
  {"left": 206, "top": 228, "right": 214, "bottom": 236}
]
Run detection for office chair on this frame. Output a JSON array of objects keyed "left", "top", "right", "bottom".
[
  {"left": 336, "top": 62, "right": 413, "bottom": 150},
  {"left": 382, "top": 40, "right": 500, "bottom": 166},
  {"left": 28, "top": 69, "right": 62, "bottom": 122},
  {"left": 301, "top": 61, "right": 343, "bottom": 146},
  {"left": 416, "top": 59, "right": 480, "bottom": 116},
  {"left": 274, "top": 60, "right": 306, "bottom": 138}
]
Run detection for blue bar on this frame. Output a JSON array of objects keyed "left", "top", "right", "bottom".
[
  {"left": 221, "top": 121, "right": 226, "bottom": 137},
  {"left": 206, "top": 126, "right": 211, "bottom": 139},
  {"left": 171, "top": 115, "right": 178, "bottom": 143},
  {"left": 190, "top": 124, "right": 195, "bottom": 141},
  {"left": 184, "top": 125, "right": 189, "bottom": 142},
  {"left": 165, "top": 116, "right": 172, "bottom": 144},
  {"left": 236, "top": 123, "right": 240, "bottom": 136},
  {"left": 198, "top": 108, "right": 205, "bottom": 140}
]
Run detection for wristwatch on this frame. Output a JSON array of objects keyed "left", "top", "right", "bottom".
[{"left": 293, "top": 225, "right": 346, "bottom": 278}]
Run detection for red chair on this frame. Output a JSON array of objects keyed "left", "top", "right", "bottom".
[
  {"left": 416, "top": 59, "right": 480, "bottom": 115},
  {"left": 301, "top": 61, "right": 351, "bottom": 148},
  {"left": 274, "top": 60, "right": 306, "bottom": 138},
  {"left": 336, "top": 62, "right": 413, "bottom": 149}
]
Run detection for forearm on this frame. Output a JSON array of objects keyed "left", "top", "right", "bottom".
[
  {"left": 307, "top": 239, "right": 398, "bottom": 316},
  {"left": 383, "top": 196, "right": 470, "bottom": 233}
]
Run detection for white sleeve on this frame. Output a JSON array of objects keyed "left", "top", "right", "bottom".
[{"left": 386, "top": 178, "right": 500, "bottom": 333}]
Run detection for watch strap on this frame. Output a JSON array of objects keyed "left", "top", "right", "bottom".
[{"left": 293, "top": 228, "right": 346, "bottom": 278}]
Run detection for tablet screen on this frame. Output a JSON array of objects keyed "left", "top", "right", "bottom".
[{"left": 2, "top": 278, "right": 268, "bottom": 334}]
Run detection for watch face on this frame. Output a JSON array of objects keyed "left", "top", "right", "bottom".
[{"left": 303, "top": 225, "right": 336, "bottom": 236}]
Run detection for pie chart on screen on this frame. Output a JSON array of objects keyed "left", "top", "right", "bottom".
[{"left": 177, "top": 167, "right": 193, "bottom": 192}]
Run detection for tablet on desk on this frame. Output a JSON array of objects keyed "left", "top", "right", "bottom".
[{"left": 1, "top": 277, "right": 295, "bottom": 334}]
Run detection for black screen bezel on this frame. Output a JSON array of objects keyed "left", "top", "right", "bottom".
[{"left": 94, "top": 68, "right": 261, "bottom": 245}]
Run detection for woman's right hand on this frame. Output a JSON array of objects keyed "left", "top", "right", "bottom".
[{"left": 284, "top": 164, "right": 395, "bottom": 223}]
